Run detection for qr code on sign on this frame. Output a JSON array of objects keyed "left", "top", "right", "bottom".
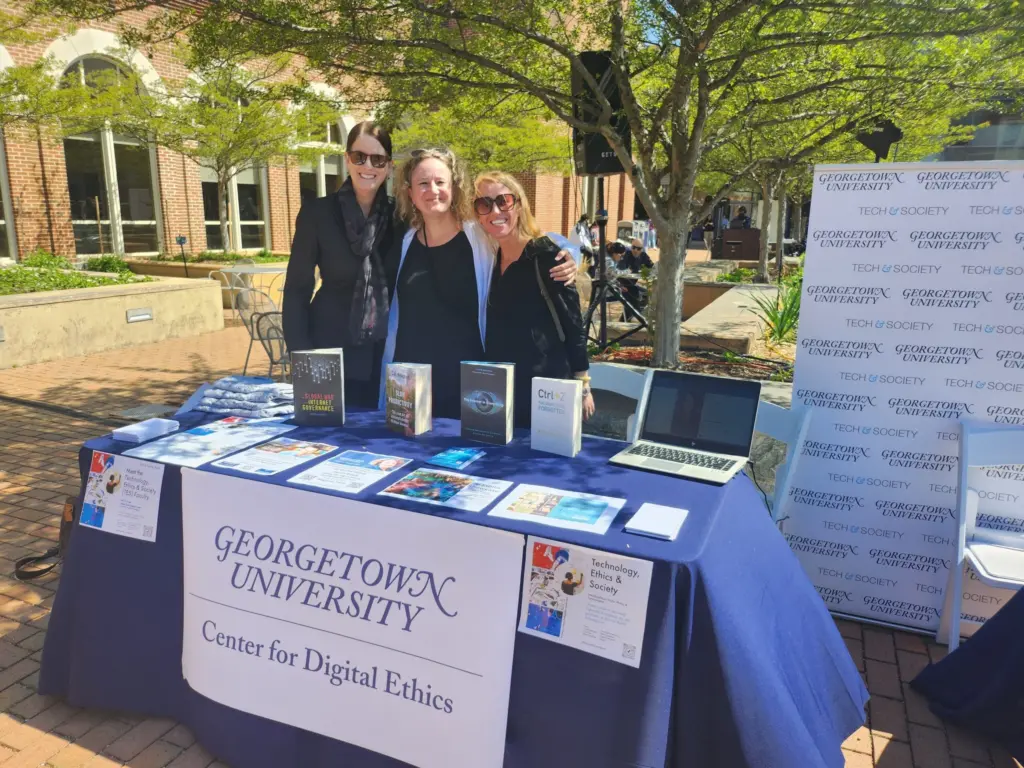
[
  {"left": 143, "top": 526, "right": 154, "bottom": 539},
  {"left": 622, "top": 643, "right": 636, "bottom": 660}
]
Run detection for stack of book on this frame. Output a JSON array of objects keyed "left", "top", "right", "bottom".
[
  {"left": 291, "top": 349, "right": 346, "bottom": 427},
  {"left": 530, "top": 377, "right": 583, "bottom": 457},
  {"left": 460, "top": 362, "right": 515, "bottom": 445},
  {"left": 385, "top": 363, "right": 432, "bottom": 436}
]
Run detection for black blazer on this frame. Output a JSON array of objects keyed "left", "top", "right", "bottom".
[{"left": 282, "top": 193, "right": 404, "bottom": 383}]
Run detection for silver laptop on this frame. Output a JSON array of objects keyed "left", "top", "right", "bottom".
[{"left": 609, "top": 369, "right": 761, "bottom": 484}]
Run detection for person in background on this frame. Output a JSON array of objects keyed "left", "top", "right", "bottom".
[
  {"left": 730, "top": 206, "right": 752, "bottom": 229},
  {"left": 380, "top": 149, "right": 577, "bottom": 418},
  {"left": 283, "top": 121, "right": 397, "bottom": 408},
  {"left": 625, "top": 238, "right": 654, "bottom": 273},
  {"left": 702, "top": 217, "right": 715, "bottom": 252},
  {"left": 474, "top": 170, "right": 594, "bottom": 428}
]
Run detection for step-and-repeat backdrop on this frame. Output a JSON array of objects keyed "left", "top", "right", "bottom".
[{"left": 784, "top": 161, "right": 1024, "bottom": 633}]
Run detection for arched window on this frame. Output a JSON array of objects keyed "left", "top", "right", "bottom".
[{"left": 62, "top": 56, "right": 162, "bottom": 255}]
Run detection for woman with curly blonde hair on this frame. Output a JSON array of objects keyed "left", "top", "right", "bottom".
[{"left": 380, "top": 148, "right": 576, "bottom": 418}]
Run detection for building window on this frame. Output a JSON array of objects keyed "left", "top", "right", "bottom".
[
  {"left": 299, "top": 161, "right": 317, "bottom": 206},
  {"left": 0, "top": 134, "right": 17, "bottom": 260},
  {"left": 324, "top": 154, "right": 344, "bottom": 195},
  {"left": 62, "top": 56, "right": 162, "bottom": 256},
  {"left": 236, "top": 164, "right": 267, "bottom": 249},
  {"left": 296, "top": 120, "right": 348, "bottom": 202},
  {"left": 200, "top": 165, "right": 225, "bottom": 251}
]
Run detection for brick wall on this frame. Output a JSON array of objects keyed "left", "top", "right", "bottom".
[
  {"left": 156, "top": 148, "right": 207, "bottom": 254},
  {"left": 268, "top": 157, "right": 301, "bottom": 253},
  {"left": 2, "top": 124, "right": 74, "bottom": 257}
]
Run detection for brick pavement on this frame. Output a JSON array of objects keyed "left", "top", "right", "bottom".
[{"left": 0, "top": 326, "right": 1019, "bottom": 768}]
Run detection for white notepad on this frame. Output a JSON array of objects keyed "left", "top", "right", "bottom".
[
  {"left": 112, "top": 418, "right": 180, "bottom": 444},
  {"left": 624, "top": 503, "right": 689, "bottom": 541}
]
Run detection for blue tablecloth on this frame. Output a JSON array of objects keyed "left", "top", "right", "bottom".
[
  {"left": 40, "top": 410, "right": 866, "bottom": 768},
  {"left": 911, "top": 589, "right": 1024, "bottom": 760}
]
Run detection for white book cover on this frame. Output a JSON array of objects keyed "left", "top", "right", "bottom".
[
  {"left": 531, "top": 377, "right": 582, "bottom": 457},
  {"left": 385, "top": 363, "right": 432, "bottom": 436}
]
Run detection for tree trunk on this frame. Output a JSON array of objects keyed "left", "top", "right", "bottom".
[
  {"left": 792, "top": 195, "right": 804, "bottom": 244},
  {"left": 651, "top": 227, "right": 686, "bottom": 367},
  {"left": 757, "top": 177, "right": 773, "bottom": 283},
  {"left": 774, "top": 174, "right": 787, "bottom": 283},
  {"left": 218, "top": 177, "right": 231, "bottom": 252}
]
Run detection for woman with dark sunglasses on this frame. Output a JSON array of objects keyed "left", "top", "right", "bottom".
[
  {"left": 473, "top": 171, "right": 595, "bottom": 428},
  {"left": 283, "top": 121, "right": 400, "bottom": 407}
]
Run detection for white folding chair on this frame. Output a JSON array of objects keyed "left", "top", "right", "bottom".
[
  {"left": 587, "top": 363, "right": 649, "bottom": 442},
  {"left": 939, "top": 418, "right": 1024, "bottom": 651},
  {"left": 752, "top": 401, "right": 813, "bottom": 523}
]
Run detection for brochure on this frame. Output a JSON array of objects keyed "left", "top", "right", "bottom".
[
  {"left": 519, "top": 536, "right": 653, "bottom": 668},
  {"left": 488, "top": 484, "right": 625, "bottom": 535},
  {"left": 211, "top": 437, "right": 337, "bottom": 476},
  {"left": 379, "top": 468, "right": 512, "bottom": 513},
  {"left": 80, "top": 451, "right": 165, "bottom": 542},
  {"left": 531, "top": 377, "right": 582, "bottom": 457},
  {"left": 427, "top": 448, "right": 486, "bottom": 471},
  {"left": 289, "top": 450, "right": 412, "bottom": 494},
  {"left": 124, "top": 417, "right": 295, "bottom": 468}
]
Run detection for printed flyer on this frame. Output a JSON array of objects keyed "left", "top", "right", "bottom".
[
  {"left": 289, "top": 450, "right": 412, "bottom": 494},
  {"left": 125, "top": 417, "right": 295, "bottom": 468},
  {"left": 427, "top": 448, "right": 486, "bottom": 471},
  {"left": 80, "top": 451, "right": 165, "bottom": 542},
  {"left": 211, "top": 437, "right": 337, "bottom": 476},
  {"left": 488, "top": 484, "right": 624, "bottom": 535},
  {"left": 519, "top": 536, "right": 653, "bottom": 668},
  {"left": 379, "top": 468, "right": 512, "bottom": 512}
]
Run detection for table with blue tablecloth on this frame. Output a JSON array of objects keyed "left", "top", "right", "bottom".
[{"left": 40, "top": 409, "right": 867, "bottom": 768}]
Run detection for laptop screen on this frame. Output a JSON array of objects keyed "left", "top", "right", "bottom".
[{"left": 639, "top": 370, "right": 761, "bottom": 456}]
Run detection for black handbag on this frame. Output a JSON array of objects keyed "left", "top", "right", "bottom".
[{"left": 13, "top": 495, "right": 78, "bottom": 581}]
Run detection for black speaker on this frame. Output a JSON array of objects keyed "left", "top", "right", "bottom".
[{"left": 571, "top": 51, "right": 631, "bottom": 176}]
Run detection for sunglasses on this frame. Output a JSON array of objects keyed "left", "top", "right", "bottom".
[
  {"left": 473, "top": 194, "right": 517, "bottom": 215},
  {"left": 347, "top": 150, "right": 390, "bottom": 169},
  {"left": 631, "top": 245, "right": 642, "bottom": 250}
]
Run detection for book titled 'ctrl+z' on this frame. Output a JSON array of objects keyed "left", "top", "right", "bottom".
[{"left": 291, "top": 349, "right": 345, "bottom": 427}]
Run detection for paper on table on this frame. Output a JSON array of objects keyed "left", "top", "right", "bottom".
[
  {"left": 488, "top": 484, "right": 624, "bottom": 535},
  {"left": 81, "top": 451, "right": 165, "bottom": 542},
  {"left": 426, "top": 448, "right": 486, "bottom": 471},
  {"left": 624, "top": 503, "right": 689, "bottom": 541},
  {"left": 519, "top": 536, "right": 653, "bottom": 667},
  {"left": 211, "top": 437, "right": 337, "bottom": 476},
  {"left": 124, "top": 417, "right": 295, "bottom": 468},
  {"left": 379, "top": 468, "right": 512, "bottom": 512},
  {"left": 289, "top": 450, "right": 412, "bottom": 494}
]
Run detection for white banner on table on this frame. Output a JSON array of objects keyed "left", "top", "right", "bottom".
[
  {"left": 81, "top": 451, "right": 164, "bottom": 542},
  {"left": 181, "top": 470, "right": 524, "bottom": 768},
  {"left": 519, "top": 536, "right": 652, "bottom": 668},
  {"left": 786, "top": 161, "right": 1024, "bottom": 633}
]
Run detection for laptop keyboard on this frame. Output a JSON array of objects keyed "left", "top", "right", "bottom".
[{"left": 626, "top": 444, "right": 735, "bottom": 472}]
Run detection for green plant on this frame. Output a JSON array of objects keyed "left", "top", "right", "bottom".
[
  {"left": 769, "top": 366, "right": 794, "bottom": 383},
  {"left": 85, "top": 254, "right": 132, "bottom": 273},
  {"left": 716, "top": 267, "right": 757, "bottom": 284},
  {"left": 0, "top": 265, "right": 145, "bottom": 296},
  {"left": 749, "top": 285, "right": 801, "bottom": 344},
  {"left": 21, "top": 249, "right": 71, "bottom": 269}
]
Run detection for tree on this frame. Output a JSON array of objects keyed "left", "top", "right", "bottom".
[
  {"left": 32, "top": 0, "right": 1024, "bottom": 364},
  {"left": 393, "top": 104, "right": 571, "bottom": 175},
  {"left": 85, "top": 47, "right": 332, "bottom": 252}
]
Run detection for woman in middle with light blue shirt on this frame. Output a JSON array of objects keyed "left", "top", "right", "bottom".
[{"left": 379, "top": 147, "right": 576, "bottom": 418}]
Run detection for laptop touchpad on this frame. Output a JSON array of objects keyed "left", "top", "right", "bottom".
[{"left": 643, "top": 458, "right": 679, "bottom": 472}]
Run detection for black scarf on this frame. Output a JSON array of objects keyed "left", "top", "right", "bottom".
[{"left": 337, "top": 178, "right": 391, "bottom": 345}]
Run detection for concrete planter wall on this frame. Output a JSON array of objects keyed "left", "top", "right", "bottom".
[
  {"left": 0, "top": 277, "right": 224, "bottom": 369},
  {"left": 125, "top": 259, "right": 289, "bottom": 309}
]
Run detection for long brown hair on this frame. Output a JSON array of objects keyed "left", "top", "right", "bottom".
[
  {"left": 474, "top": 171, "right": 542, "bottom": 240},
  {"left": 396, "top": 147, "right": 473, "bottom": 229},
  {"left": 345, "top": 120, "right": 392, "bottom": 157}
]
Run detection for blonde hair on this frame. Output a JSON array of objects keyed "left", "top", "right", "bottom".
[
  {"left": 473, "top": 171, "right": 542, "bottom": 240},
  {"left": 396, "top": 147, "right": 473, "bottom": 229}
]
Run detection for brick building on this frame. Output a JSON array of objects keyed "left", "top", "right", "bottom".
[{"left": 0, "top": 8, "right": 633, "bottom": 261}]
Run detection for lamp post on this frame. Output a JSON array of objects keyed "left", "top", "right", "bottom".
[{"left": 176, "top": 235, "right": 189, "bottom": 278}]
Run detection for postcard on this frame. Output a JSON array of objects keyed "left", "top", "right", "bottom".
[
  {"left": 289, "top": 450, "right": 412, "bottom": 494},
  {"left": 378, "top": 468, "right": 512, "bottom": 513},
  {"left": 211, "top": 437, "right": 337, "bottom": 476},
  {"left": 81, "top": 451, "right": 165, "bottom": 542},
  {"left": 426, "top": 448, "right": 486, "bottom": 471}
]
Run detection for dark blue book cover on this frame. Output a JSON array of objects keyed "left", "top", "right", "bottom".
[
  {"left": 460, "top": 362, "right": 514, "bottom": 445},
  {"left": 291, "top": 349, "right": 345, "bottom": 427}
]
